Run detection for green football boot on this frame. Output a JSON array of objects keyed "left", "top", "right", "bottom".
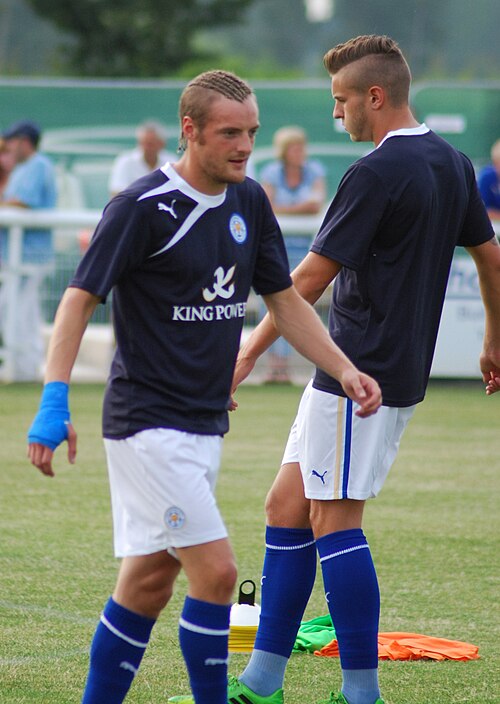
[
  {"left": 316, "top": 694, "right": 384, "bottom": 704},
  {"left": 168, "top": 675, "right": 284, "bottom": 704}
]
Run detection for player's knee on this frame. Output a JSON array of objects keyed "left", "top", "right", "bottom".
[
  {"left": 135, "top": 565, "right": 177, "bottom": 614},
  {"left": 143, "top": 585, "right": 173, "bottom": 615},
  {"left": 203, "top": 558, "right": 238, "bottom": 602},
  {"left": 265, "top": 487, "right": 282, "bottom": 523},
  {"left": 265, "top": 486, "right": 310, "bottom": 528},
  {"left": 113, "top": 573, "right": 176, "bottom": 619}
]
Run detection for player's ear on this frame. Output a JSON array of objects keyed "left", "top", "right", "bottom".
[
  {"left": 368, "top": 86, "right": 384, "bottom": 109},
  {"left": 182, "top": 116, "right": 197, "bottom": 143}
]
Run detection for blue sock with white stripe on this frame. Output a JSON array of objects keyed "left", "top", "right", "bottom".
[
  {"left": 179, "top": 596, "right": 230, "bottom": 704},
  {"left": 81, "top": 597, "right": 155, "bottom": 704},
  {"left": 317, "top": 529, "right": 380, "bottom": 704},
  {"left": 240, "top": 526, "right": 316, "bottom": 696}
]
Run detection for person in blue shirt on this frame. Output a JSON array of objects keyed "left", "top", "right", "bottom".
[
  {"left": 260, "top": 126, "right": 326, "bottom": 218},
  {"left": 0, "top": 119, "right": 57, "bottom": 380},
  {"left": 259, "top": 126, "right": 327, "bottom": 382},
  {"left": 26, "top": 70, "right": 381, "bottom": 704},
  {"left": 477, "top": 138, "right": 500, "bottom": 224},
  {"left": 0, "top": 138, "right": 15, "bottom": 197}
]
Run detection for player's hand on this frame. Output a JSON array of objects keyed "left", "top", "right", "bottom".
[
  {"left": 479, "top": 346, "right": 500, "bottom": 395},
  {"left": 28, "top": 423, "right": 77, "bottom": 477},
  {"left": 485, "top": 370, "right": 500, "bottom": 395},
  {"left": 231, "top": 354, "right": 257, "bottom": 399},
  {"left": 340, "top": 369, "right": 382, "bottom": 417},
  {"left": 27, "top": 381, "right": 77, "bottom": 476}
]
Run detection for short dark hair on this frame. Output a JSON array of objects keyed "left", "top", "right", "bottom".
[
  {"left": 323, "top": 35, "right": 411, "bottom": 107},
  {"left": 3, "top": 119, "right": 41, "bottom": 147},
  {"left": 178, "top": 70, "right": 254, "bottom": 151}
]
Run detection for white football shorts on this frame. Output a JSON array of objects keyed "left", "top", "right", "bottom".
[
  {"left": 104, "top": 428, "right": 227, "bottom": 557},
  {"left": 282, "top": 381, "right": 415, "bottom": 500}
]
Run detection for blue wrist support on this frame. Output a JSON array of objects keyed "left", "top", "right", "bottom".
[{"left": 27, "top": 381, "right": 70, "bottom": 451}]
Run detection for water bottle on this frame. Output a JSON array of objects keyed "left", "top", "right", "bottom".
[{"left": 230, "top": 579, "right": 261, "bottom": 627}]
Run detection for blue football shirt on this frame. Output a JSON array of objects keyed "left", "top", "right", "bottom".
[{"left": 71, "top": 164, "right": 292, "bottom": 437}]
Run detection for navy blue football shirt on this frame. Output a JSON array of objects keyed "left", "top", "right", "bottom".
[
  {"left": 311, "top": 126, "right": 495, "bottom": 407},
  {"left": 71, "top": 163, "right": 292, "bottom": 437}
]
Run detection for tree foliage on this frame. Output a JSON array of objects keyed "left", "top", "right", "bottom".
[{"left": 26, "top": 0, "right": 255, "bottom": 77}]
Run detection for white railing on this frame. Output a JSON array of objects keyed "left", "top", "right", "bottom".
[
  {"left": 0, "top": 208, "right": 97, "bottom": 382},
  {"left": 0, "top": 207, "right": 498, "bottom": 383}
]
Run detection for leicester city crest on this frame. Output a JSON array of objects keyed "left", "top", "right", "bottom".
[
  {"left": 229, "top": 213, "right": 247, "bottom": 244},
  {"left": 164, "top": 506, "right": 185, "bottom": 529}
]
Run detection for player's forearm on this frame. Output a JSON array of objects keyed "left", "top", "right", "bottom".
[
  {"left": 486, "top": 207, "right": 500, "bottom": 222},
  {"left": 239, "top": 259, "right": 335, "bottom": 367},
  {"left": 470, "top": 240, "right": 500, "bottom": 341},
  {"left": 267, "top": 287, "right": 356, "bottom": 381},
  {"left": 45, "top": 287, "right": 100, "bottom": 384},
  {"left": 480, "top": 278, "right": 500, "bottom": 352},
  {"left": 238, "top": 311, "right": 280, "bottom": 364}
]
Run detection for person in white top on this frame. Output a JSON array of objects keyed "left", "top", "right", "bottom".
[{"left": 108, "top": 120, "right": 173, "bottom": 196}]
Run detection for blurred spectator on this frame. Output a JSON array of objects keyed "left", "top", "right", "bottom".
[
  {"left": 79, "top": 121, "right": 174, "bottom": 254},
  {"left": 0, "top": 119, "right": 57, "bottom": 381},
  {"left": 108, "top": 120, "right": 173, "bottom": 196},
  {"left": 259, "top": 125, "right": 327, "bottom": 383},
  {"left": 260, "top": 125, "right": 327, "bottom": 215},
  {"left": 0, "top": 138, "right": 15, "bottom": 198},
  {"left": 478, "top": 138, "right": 500, "bottom": 223}
]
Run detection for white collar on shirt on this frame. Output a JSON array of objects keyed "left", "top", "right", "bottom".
[{"left": 376, "top": 123, "right": 430, "bottom": 149}]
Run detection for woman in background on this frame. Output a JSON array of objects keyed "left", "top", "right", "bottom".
[{"left": 259, "top": 126, "right": 327, "bottom": 383}]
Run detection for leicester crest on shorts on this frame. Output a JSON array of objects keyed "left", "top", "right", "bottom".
[{"left": 164, "top": 506, "right": 185, "bottom": 529}]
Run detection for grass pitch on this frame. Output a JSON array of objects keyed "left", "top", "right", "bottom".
[{"left": 0, "top": 381, "right": 499, "bottom": 703}]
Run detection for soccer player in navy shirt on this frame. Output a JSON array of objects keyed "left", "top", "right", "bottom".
[
  {"left": 26, "top": 70, "right": 381, "bottom": 704},
  {"left": 217, "top": 37, "right": 500, "bottom": 704}
]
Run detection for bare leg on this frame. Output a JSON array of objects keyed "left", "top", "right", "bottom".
[
  {"left": 113, "top": 549, "right": 182, "bottom": 617},
  {"left": 266, "top": 462, "right": 311, "bottom": 528},
  {"left": 177, "top": 537, "right": 237, "bottom": 604}
]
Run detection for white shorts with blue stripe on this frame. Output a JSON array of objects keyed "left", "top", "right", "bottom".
[{"left": 281, "top": 380, "right": 415, "bottom": 500}]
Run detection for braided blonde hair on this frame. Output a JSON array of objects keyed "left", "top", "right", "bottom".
[{"left": 178, "top": 70, "right": 254, "bottom": 151}]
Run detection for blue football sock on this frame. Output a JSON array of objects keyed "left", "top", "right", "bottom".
[
  {"left": 240, "top": 526, "right": 316, "bottom": 696},
  {"left": 316, "top": 529, "right": 380, "bottom": 704},
  {"left": 179, "top": 596, "right": 230, "bottom": 704},
  {"left": 81, "top": 597, "right": 155, "bottom": 704}
]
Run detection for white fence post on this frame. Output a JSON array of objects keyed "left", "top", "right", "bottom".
[
  {"left": 0, "top": 208, "right": 102, "bottom": 382},
  {"left": 1, "top": 223, "right": 23, "bottom": 381}
]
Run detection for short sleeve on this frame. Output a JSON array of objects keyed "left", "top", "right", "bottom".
[
  {"left": 70, "top": 195, "right": 152, "bottom": 300},
  {"left": 311, "top": 163, "right": 390, "bottom": 270},
  {"left": 251, "top": 191, "right": 292, "bottom": 295},
  {"left": 459, "top": 176, "right": 495, "bottom": 247}
]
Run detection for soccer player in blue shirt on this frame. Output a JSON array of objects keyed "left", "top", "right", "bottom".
[
  {"left": 26, "top": 70, "right": 381, "bottom": 704},
  {"left": 195, "top": 37, "right": 500, "bottom": 704}
]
